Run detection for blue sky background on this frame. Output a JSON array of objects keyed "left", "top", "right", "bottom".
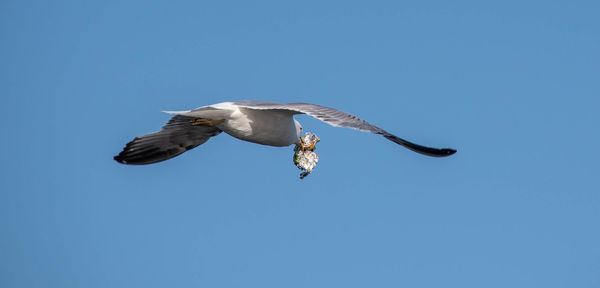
[{"left": 1, "top": 1, "right": 599, "bottom": 287}]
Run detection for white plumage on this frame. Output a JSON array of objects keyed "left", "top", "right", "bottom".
[{"left": 115, "top": 100, "right": 456, "bottom": 165}]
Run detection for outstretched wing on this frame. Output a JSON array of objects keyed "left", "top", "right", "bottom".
[
  {"left": 114, "top": 115, "right": 222, "bottom": 165},
  {"left": 232, "top": 100, "right": 456, "bottom": 157}
]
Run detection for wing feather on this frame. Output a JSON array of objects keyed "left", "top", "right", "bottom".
[
  {"left": 114, "top": 115, "right": 222, "bottom": 164},
  {"left": 232, "top": 100, "right": 456, "bottom": 157}
]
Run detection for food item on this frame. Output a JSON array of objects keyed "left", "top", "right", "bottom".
[{"left": 293, "top": 132, "right": 320, "bottom": 179}]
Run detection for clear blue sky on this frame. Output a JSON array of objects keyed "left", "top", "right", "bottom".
[{"left": 1, "top": 1, "right": 599, "bottom": 287}]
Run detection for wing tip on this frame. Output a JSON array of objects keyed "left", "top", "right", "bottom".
[
  {"left": 437, "top": 148, "right": 457, "bottom": 157},
  {"left": 383, "top": 134, "right": 457, "bottom": 157},
  {"left": 113, "top": 154, "right": 127, "bottom": 164}
]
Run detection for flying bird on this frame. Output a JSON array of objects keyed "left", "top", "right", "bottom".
[{"left": 114, "top": 100, "right": 456, "bottom": 165}]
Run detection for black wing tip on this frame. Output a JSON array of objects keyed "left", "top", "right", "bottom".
[
  {"left": 411, "top": 147, "right": 457, "bottom": 157},
  {"left": 113, "top": 141, "right": 154, "bottom": 165},
  {"left": 113, "top": 154, "right": 128, "bottom": 164},
  {"left": 113, "top": 151, "right": 164, "bottom": 165},
  {"left": 113, "top": 139, "right": 193, "bottom": 165},
  {"left": 439, "top": 148, "right": 457, "bottom": 157},
  {"left": 113, "top": 147, "right": 173, "bottom": 165},
  {"left": 383, "top": 134, "right": 457, "bottom": 157},
  {"left": 114, "top": 151, "right": 137, "bottom": 164},
  {"left": 113, "top": 138, "right": 139, "bottom": 165}
]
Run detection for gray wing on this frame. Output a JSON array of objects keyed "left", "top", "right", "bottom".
[
  {"left": 233, "top": 100, "right": 456, "bottom": 157},
  {"left": 114, "top": 115, "right": 222, "bottom": 165}
]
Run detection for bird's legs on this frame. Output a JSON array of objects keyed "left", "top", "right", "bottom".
[{"left": 189, "top": 118, "right": 224, "bottom": 126}]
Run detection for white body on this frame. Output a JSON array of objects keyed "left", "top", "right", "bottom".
[{"left": 166, "top": 102, "right": 302, "bottom": 147}]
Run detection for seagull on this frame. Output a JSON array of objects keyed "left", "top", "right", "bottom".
[{"left": 114, "top": 100, "right": 456, "bottom": 165}]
